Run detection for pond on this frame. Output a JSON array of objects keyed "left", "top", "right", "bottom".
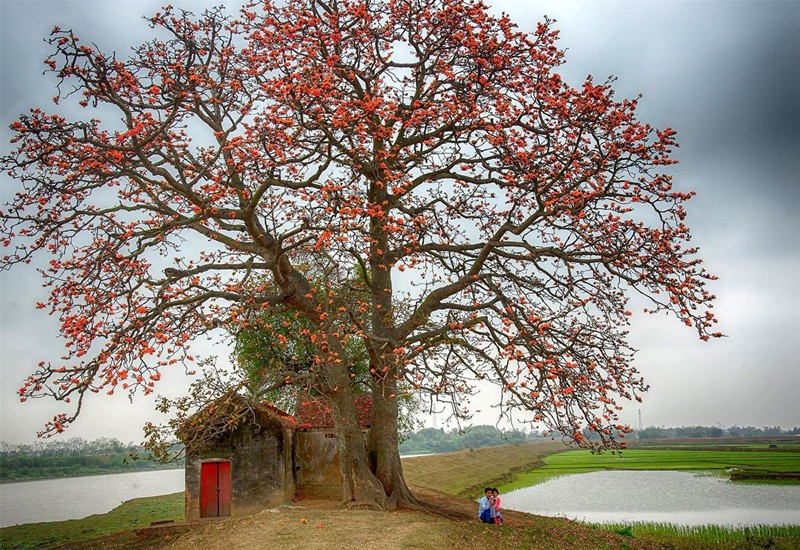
[
  {"left": 502, "top": 470, "right": 800, "bottom": 526},
  {"left": 0, "top": 468, "right": 184, "bottom": 527}
]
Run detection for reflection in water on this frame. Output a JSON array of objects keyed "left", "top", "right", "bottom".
[
  {"left": 0, "top": 469, "right": 184, "bottom": 527},
  {"left": 502, "top": 470, "right": 800, "bottom": 526}
]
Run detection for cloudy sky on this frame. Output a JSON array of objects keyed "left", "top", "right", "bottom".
[{"left": 1, "top": 0, "right": 798, "bottom": 444}]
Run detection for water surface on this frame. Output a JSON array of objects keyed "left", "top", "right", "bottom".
[
  {"left": 0, "top": 468, "right": 183, "bottom": 527},
  {"left": 502, "top": 470, "right": 800, "bottom": 526}
]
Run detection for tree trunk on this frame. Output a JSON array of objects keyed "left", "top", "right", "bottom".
[
  {"left": 321, "top": 358, "right": 387, "bottom": 510},
  {"left": 328, "top": 390, "right": 386, "bottom": 510},
  {"left": 367, "top": 376, "right": 419, "bottom": 510},
  {"left": 362, "top": 165, "right": 419, "bottom": 509}
]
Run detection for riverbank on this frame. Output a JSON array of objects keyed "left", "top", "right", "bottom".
[
  {"left": 2, "top": 440, "right": 799, "bottom": 550},
  {"left": 0, "top": 492, "right": 183, "bottom": 550},
  {"left": 0, "top": 468, "right": 184, "bottom": 528},
  {"left": 0, "top": 462, "right": 181, "bottom": 485},
  {"left": 0, "top": 439, "right": 183, "bottom": 484}
]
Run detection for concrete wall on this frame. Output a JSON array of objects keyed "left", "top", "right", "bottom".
[{"left": 294, "top": 430, "right": 342, "bottom": 499}]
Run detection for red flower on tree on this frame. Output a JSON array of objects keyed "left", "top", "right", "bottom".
[{"left": 1, "top": 0, "right": 720, "bottom": 509}]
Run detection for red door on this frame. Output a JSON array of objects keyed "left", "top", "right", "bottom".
[{"left": 200, "top": 461, "right": 231, "bottom": 517}]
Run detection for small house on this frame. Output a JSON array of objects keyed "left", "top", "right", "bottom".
[{"left": 182, "top": 395, "right": 372, "bottom": 520}]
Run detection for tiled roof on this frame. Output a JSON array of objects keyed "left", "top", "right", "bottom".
[
  {"left": 293, "top": 395, "right": 372, "bottom": 430},
  {"left": 178, "top": 393, "right": 294, "bottom": 442},
  {"left": 256, "top": 402, "right": 297, "bottom": 428}
]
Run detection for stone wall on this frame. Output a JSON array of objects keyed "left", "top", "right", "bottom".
[{"left": 184, "top": 416, "right": 294, "bottom": 520}]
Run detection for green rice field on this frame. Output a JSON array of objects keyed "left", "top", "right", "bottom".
[{"left": 502, "top": 443, "right": 800, "bottom": 491}]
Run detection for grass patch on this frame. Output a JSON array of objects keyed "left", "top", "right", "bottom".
[
  {"left": 0, "top": 492, "right": 183, "bottom": 550},
  {"left": 501, "top": 447, "right": 800, "bottom": 492},
  {"left": 592, "top": 522, "right": 800, "bottom": 548},
  {"left": 733, "top": 478, "right": 799, "bottom": 486}
]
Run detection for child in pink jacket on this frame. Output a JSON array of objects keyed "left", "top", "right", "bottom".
[{"left": 490, "top": 488, "right": 503, "bottom": 524}]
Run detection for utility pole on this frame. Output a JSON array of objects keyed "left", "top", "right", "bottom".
[{"left": 637, "top": 409, "right": 644, "bottom": 439}]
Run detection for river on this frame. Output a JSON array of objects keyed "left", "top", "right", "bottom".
[
  {"left": 0, "top": 469, "right": 184, "bottom": 528},
  {"left": 502, "top": 470, "right": 800, "bottom": 526},
  {"left": 4, "top": 468, "right": 800, "bottom": 528}
]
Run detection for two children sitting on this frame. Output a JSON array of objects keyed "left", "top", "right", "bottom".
[{"left": 478, "top": 487, "right": 503, "bottom": 524}]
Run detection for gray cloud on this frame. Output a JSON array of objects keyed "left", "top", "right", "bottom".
[{"left": 2, "top": 1, "right": 798, "bottom": 443}]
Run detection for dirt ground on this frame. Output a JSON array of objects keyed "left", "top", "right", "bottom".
[{"left": 147, "top": 487, "right": 661, "bottom": 550}]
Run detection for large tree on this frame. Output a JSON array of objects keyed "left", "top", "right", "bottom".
[{"left": 1, "top": 0, "right": 720, "bottom": 509}]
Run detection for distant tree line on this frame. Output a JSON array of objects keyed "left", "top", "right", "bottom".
[
  {"left": 5, "top": 423, "right": 794, "bottom": 482},
  {"left": 398, "top": 423, "right": 800, "bottom": 455},
  {"left": 399, "top": 425, "right": 537, "bottom": 455},
  {"left": 636, "top": 425, "right": 800, "bottom": 439},
  {"left": 0, "top": 437, "right": 183, "bottom": 482}
]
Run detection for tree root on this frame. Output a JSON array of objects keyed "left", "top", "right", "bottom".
[
  {"left": 400, "top": 486, "right": 475, "bottom": 521},
  {"left": 343, "top": 500, "right": 385, "bottom": 511}
]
